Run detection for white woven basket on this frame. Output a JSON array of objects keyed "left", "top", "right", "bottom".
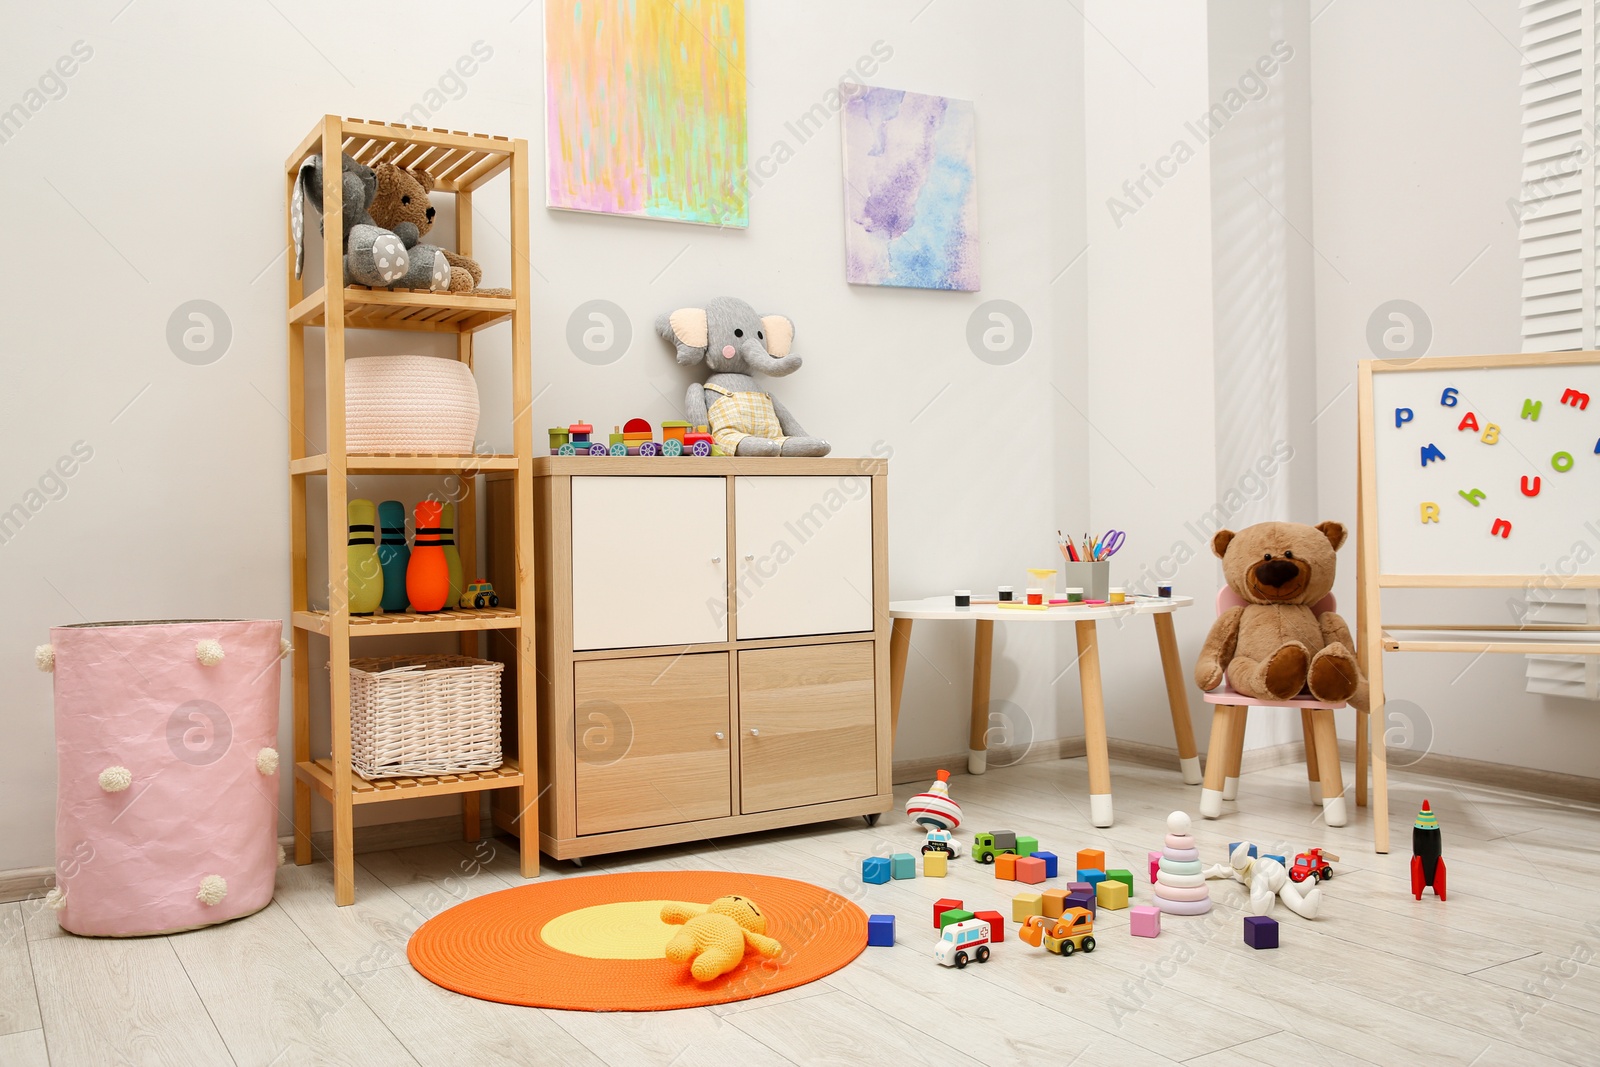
[
  {"left": 345, "top": 355, "right": 480, "bottom": 454},
  {"left": 348, "top": 654, "right": 502, "bottom": 779}
]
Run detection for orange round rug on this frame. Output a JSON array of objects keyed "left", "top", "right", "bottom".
[{"left": 407, "top": 870, "right": 868, "bottom": 1011}]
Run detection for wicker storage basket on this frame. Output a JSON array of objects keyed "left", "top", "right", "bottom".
[
  {"left": 348, "top": 654, "right": 502, "bottom": 779},
  {"left": 345, "top": 354, "right": 480, "bottom": 454}
]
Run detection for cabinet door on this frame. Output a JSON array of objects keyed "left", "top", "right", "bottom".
[
  {"left": 574, "top": 653, "right": 731, "bottom": 835},
  {"left": 738, "top": 643, "right": 877, "bottom": 814},
  {"left": 733, "top": 476, "right": 873, "bottom": 640},
  {"left": 571, "top": 477, "right": 727, "bottom": 650}
]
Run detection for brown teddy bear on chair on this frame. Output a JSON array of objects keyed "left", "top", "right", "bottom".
[
  {"left": 1195, "top": 521, "right": 1363, "bottom": 703},
  {"left": 366, "top": 163, "right": 510, "bottom": 296}
]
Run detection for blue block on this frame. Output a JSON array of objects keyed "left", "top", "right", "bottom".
[
  {"left": 862, "top": 857, "right": 891, "bottom": 884},
  {"left": 1031, "top": 850, "right": 1059, "bottom": 878},
  {"left": 1227, "top": 842, "right": 1258, "bottom": 860},
  {"left": 1064, "top": 889, "right": 1096, "bottom": 916},
  {"left": 868, "top": 914, "right": 895, "bottom": 947},
  {"left": 1244, "top": 915, "right": 1279, "bottom": 949},
  {"left": 890, "top": 852, "right": 916, "bottom": 879},
  {"left": 1077, "top": 868, "right": 1107, "bottom": 889},
  {"left": 1263, "top": 855, "right": 1286, "bottom": 869}
]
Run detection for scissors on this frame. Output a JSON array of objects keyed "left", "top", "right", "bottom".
[{"left": 1096, "top": 529, "right": 1126, "bottom": 560}]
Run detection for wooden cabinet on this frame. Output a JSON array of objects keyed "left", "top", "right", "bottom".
[{"left": 487, "top": 457, "right": 891, "bottom": 861}]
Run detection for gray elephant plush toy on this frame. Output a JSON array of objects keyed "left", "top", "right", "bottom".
[
  {"left": 656, "top": 296, "right": 830, "bottom": 457},
  {"left": 291, "top": 153, "right": 437, "bottom": 289}
]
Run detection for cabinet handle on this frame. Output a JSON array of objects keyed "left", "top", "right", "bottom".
[
  {"left": 714, "top": 731, "right": 725, "bottom": 741},
  {"left": 711, "top": 555, "right": 722, "bottom": 564},
  {"left": 748, "top": 728, "right": 760, "bottom": 737},
  {"left": 743, "top": 553, "right": 754, "bottom": 561}
]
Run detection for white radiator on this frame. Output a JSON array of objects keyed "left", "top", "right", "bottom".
[{"left": 1525, "top": 589, "right": 1600, "bottom": 700}]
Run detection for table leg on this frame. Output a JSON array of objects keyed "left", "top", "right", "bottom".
[
  {"left": 1074, "top": 619, "right": 1113, "bottom": 827},
  {"left": 889, "top": 618, "right": 913, "bottom": 748},
  {"left": 968, "top": 619, "right": 994, "bottom": 774},
  {"left": 1153, "top": 613, "right": 1201, "bottom": 784}
]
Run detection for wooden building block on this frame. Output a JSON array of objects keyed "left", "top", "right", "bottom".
[
  {"left": 1096, "top": 879, "right": 1129, "bottom": 910},
  {"left": 1012, "top": 892, "right": 1044, "bottom": 921},
  {"left": 1016, "top": 835, "right": 1040, "bottom": 857},
  {"left": 974, "top": 909, "right": 1006, "bottom": 942},
  {"left": 890, "top": 852, "right": 916, "bottom": 879},
  {"left": 1065, "top": 889, "right": 1095, "bottom": 915},
  {"left": 938, "top": 908, "right": 975, "bottom": 930},
  {"left": 934, "top": 897, "right": 964, "bottom": 928},
  {"left": 1077, "top": 868, "right": 1107, "bottom": 889},
  {"left": 1030, "top": 850, "right": 1059, "bottom": 878},
  {"left": 868, "top": 914, "right": 895, "bottom": 946},
  {"left": 1041, "top": 888, "right": 1070, "bottom": 919},
  {"left": 1106, "top": 869, "right": 1133, "bottom": 893},
  {"left": 995, "top": 853, "right": 1018, "bottom": 880},
  {"left": 863, "top": 857, "right": 890, "bottom": 884},
  {"left": 1149, "top": 850, "right": 1162, "bottom": 884},
  {"left": 1076, "top": 848, "right": 1106, "bottom": 871},
  {"left": 1244, "top": 915, "right": 1279, "bottom": 949},
  {"left": 1015, "top": 856, "right": 1047, "bottom": 884},
  {"left": 922, "top": 850, "right": 948, "bottom": 877},
  {"left": 1130, "top": 905, "right": 1160, "bottom": 937}
]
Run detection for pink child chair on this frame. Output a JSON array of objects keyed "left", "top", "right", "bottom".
[{"left": 1197, "top": 587, "right": 1360, "bottom": 827}]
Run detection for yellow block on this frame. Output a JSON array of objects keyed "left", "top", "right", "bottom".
[
  {"left": 923, "top": 851, "right": 948, "bottom": 877},
  {"left": 540, "top": 899, "right": 703, "bottom": 959},
  {"left": 1012, "top": 892, "right": 1044, "bottom": 922},
  {"left": 1096, "top": 880, "right": 1130, "bottom": 910}
]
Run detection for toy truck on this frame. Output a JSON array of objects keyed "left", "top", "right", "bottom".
[
  {"left": 1288, "top": 847, "right": 1338, "bottom": 884},
  {"left": 933, "top": 917, "right": 993, "bottom": 968},
  {"left": 1019, "top": 908, "right": 1097, "bottom": 957},
  {"left": 921, "top": 829, "right": 963, "bottom": 859},
  {"left": 458, "top": 580, "right": 499, "bottom": 609},
  {"left": 972, "top": 830, "right": 1019, "bottom": 864}
]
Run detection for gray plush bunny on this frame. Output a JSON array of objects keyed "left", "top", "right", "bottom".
[
  {"left": 291, "top": 153, "right": 413, "bottom": 288},
  {"left": 656, "top": 296, "right": 830, "bottom": 457}
]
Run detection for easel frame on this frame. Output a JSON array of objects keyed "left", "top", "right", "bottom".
[{"left": 1356, "top": 350, "right": 1600, "bottom": 853}]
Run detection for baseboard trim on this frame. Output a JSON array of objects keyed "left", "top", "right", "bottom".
[
  {"left": 0, "top": 867, "right": 53, "bottom": 905},
  {"left": 893, "top": 737, "right": 1086, "bottom": 786}
]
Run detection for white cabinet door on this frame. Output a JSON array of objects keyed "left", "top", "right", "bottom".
[
  {"left": 733, "top": 476, "right": 874, "bottom": 639},
  {"left": 571, "top": 477, "right": 727, "bottom": 650}
]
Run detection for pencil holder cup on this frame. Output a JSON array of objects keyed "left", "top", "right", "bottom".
[{"left": 1060, "top": 561, "right": 1110, "bottom": 602}]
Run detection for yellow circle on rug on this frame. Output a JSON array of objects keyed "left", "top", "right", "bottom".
[{"left": 540, "top": 899, "right": 702, "bottom": 959}]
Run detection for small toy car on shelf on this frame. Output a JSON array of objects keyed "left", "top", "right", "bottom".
[
  {"left": 1019, "top": 908, "right": 1096, "bottom": 956},
  {"left": 921, "top": 829, "right": 963, "bottom": 859},
  {"left": 1287, "top": 847, "right": 1337, "bottom": 884},
  {"left": 459, "top": 580, "right": 499, "bottom": 609},
  {"left": 933, "top": 918, "right": 992, "bottom": 968}
]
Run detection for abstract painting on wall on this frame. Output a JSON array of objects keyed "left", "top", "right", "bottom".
[
  {"left": 840, "top": 85, "right": 979, "bottom": 290},
  {"left": 545, "top": 0, "right": 748, "bottom": 227}
]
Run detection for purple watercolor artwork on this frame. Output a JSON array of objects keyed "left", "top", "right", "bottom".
[{"left": 840, "top": 84, "right": 979, "bottom": 291}]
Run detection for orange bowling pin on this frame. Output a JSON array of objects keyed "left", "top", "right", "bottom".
[{"left": 406, "top": 500, "right": 450, "bottom": 612}]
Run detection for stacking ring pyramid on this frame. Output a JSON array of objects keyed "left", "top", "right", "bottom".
[{"left": 1152, "top": 811, "right": 1212, "bottom": 915}]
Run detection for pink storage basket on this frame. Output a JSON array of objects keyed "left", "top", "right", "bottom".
[{"left": 345, "top": 354, "right": 480, "bottom": 454}]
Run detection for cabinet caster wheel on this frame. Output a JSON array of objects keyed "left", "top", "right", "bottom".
[{"left": 863, "top": 814, "right": 880, "bottom": 827}]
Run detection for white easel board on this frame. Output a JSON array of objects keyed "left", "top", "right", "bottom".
[{"left": 1362, "top": 352, "right": 1600, "bottom": 585}]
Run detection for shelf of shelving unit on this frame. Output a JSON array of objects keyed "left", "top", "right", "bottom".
[{"left": 285, "top": 115, "right": 538, "bottom": 905}]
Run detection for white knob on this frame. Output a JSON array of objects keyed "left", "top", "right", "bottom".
[
  {"left": 744, "top": 553, "right": 754, "bottom": 560},
  {"left": 711, "top": 556, "right": 721, "bottom": 564},
  {"left": 749, "top": 728, "right": 760, "bottom": 737},
  {"left": 714, "top": 731, "right": 725, "bottom": 741}
]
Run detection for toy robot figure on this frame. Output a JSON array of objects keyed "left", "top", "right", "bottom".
[{"left": 1204, "top": 842, "right": 1322, "bottom": 919}]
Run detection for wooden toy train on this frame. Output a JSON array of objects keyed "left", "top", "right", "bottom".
[{"left": 548, "top": 418, "right": 715, "bottom": 457}]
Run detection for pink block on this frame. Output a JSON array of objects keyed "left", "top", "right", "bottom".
[
  {"left": 1014, "top": 856, "right": 1047, "bottom": 884},
  {"left": 50, "top": 620, "right": 283, "bottom": 936},
  {"left": 1148, "top": 850, "right": 1161, "bottom": 883},
  {"left": 1130, "top": 905, "right": 1160, "bottom": 937}
]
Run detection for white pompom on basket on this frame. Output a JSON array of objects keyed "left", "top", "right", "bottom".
[{"left": 345, "top": 355, "right": 480, "bottom": 454}]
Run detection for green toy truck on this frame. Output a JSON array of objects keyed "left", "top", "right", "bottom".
[{"left": 972, "top": 830, "right": 1018, "bottom": 864}]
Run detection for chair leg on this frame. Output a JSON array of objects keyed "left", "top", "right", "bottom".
[
  {"left": 1200, "top": 706, "right": 1236, "bottom": 818},
  {"left": 1301, "top": 708, "right": 1322, "bottom": 806},
  {"left": 1223, "top": 705, "right": 1246, "bottom": 801},
  {"left": 1355, "top": 704, "right": 1369, "bottom": 808},
  {"left": 1310, "top": 708, "right": 1347, "bottom": 826}
]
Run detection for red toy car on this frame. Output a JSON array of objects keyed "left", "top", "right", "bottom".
[{"left": 1287, "top": 847, "right": 1337, "bottom": 884}]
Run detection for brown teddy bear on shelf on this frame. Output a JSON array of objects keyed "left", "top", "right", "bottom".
[
  {"left": 366, "top": 163, "right": 510, "bottom": 296},
  {"left": 1194, "top": 521, "right": 1364, "bottom": 704}
]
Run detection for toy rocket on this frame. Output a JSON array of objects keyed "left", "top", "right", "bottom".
[
  {"left": 906, "top": 769, "right": 962, "bottom": 831},
  {"left": 1410, "top": 799, "right": 1446, "bottom": 901}
]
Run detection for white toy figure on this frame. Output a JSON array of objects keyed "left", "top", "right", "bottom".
[{"left": 1203, "top": 843, "right": 1322, "bottom": 919}]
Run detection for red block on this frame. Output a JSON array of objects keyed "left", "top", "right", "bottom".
[
  {"left": 974, "top": 909, "right": 1006, "bottom": 942},
  {"left": 934, "top": 897, "right": 964, "bottom": 929}
]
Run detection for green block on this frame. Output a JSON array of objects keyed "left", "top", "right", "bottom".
[
  {"left": 1016, "top": 835, "right": 1040, "bottom": 857},
  {"left": 1107, "top": 869, "right": 1133, "bottom": 892},
  {"left": 938, "top": 908, "right": 976, "bottom": 930}
]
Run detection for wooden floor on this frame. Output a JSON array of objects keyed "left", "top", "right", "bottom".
[{"left": 1, "top": 756, "right": 1597, "bottom": 1066}]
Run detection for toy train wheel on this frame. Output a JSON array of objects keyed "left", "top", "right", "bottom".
[
  {"left": 558, "top": 443, "right": 577, "bottom": 456},
  {"left": 1081, "top": 936, "right": 1095, "bottom": 953},
  {"left": 663, "top": 438, "right": 683, "bottom": 457},
  {"left": 609, "top": 443, "right": 627, "bottom": 456},
  {"left": 954, "top": 951, "right": 968, "bottom": 969},
  {"left": 588, "top": 443, "right": 610, "bottom": 456},
  {"left": 691, "top": 440, "right": 712, "bottom": 457},
  {"left": 1060, "top": 940, "right": 1075, "bottom": 957},
  {"left": 639, "top": 441, "right": 660, "bottom": 457},
  {"left": 975, "top": 946, "right": 990, "bottom": 963}
]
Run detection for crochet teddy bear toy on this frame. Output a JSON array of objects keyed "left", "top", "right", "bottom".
[
  {"left": 661, "top": 895, "right": 784, "bottom": 981},
  {"left": 366, "top": 163, "right": 510, "bottom": 296}
]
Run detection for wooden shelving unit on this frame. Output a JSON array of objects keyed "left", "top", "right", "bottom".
[{"left": 285, "top": 116, "right": 538, "bottom": 905}]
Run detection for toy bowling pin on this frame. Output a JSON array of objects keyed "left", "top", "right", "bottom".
[
  {"left": 346, "top": 499, "right": 383, "bottom": 616},
  {"left": 440, "top": 502, "right": 465, "bottom": 610},
  {"left": 407, "top": 501, "right": 450, "bottom": 612},
  {"left": 376, "top": 500, "right": 409, "bottom": 613},
  {"left": 1410, "top": 800, "right": 1445, "bottom": 901}
]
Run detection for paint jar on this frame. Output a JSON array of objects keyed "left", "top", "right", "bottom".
[
  {"left": 998, "top": 586, "right": 1014, "bottom": 602},
  {"left": 1026, "top": 588, "right": 1043, "bottom": 605},
  {"left": 1065, "top": 587, "right": 1084, "bottom": 603},
  {"left": 954, "top": 590, "right": 971, "bottom": 607},
  {"left": 1108, "top": 587, "right": 1126, "bottom": 604},
  {"left": 1158, "top": 583, "right": 1173, "bottom": 598},
  {"left": 1026, "top": 568, "right": 1058, "bottom": 599}
]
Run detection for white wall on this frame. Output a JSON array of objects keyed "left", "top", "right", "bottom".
[
  {"left": 0, "top": 0, "right": 1087, "bottom": 871},
  {"left": 1310, "top": 0, "right": 1600, "bottom": 778}
]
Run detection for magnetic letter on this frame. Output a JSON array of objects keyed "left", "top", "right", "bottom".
[
  {"left": 1395, "top": 407, "right": 1414, "bottom": 428},
  {"left": 1522, "top": 398, "right": 1542, "bottom": 421},
  {"left": 1553, "top": 451, "right": 1575, "bottom": 472},
  {"left": 1420, "top": 443, "right": 1446, "bottom": 466},
  {"left": 1441, "top": 387, "right": 1459, "bottom": 407},
  {"left": 1482, "top": 424, "right": 1501, "bottom": 444},
  {"left": 1420, "top": 502, "right": 1440, "bottom": 523},
  {"left": 1561, "top": 388, "right": 1590, "bottom": 410},
  {"left": 1491, "top": 518, "right": 1513, "bottom": 539},
  {"left": 1457, "top": 412, "right": 1480, "bottom": 433},
  {"left": 1522, "top": 476, "right": 1541, "bottom": 497},
  {"left": 1459, "top": 488, "right": 1486, "bottom": 506}
]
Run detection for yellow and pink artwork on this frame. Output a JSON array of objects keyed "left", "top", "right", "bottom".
[{"left": 545, "top": 0, "right": 748, "bottom": 227}]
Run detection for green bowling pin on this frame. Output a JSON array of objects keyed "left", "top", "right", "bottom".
[
  {"left": 441, "top": 501, "right": 465, "bottom": 609},
  {"left": 346, "top": 499, "right": 384, "bottom": 615}
]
